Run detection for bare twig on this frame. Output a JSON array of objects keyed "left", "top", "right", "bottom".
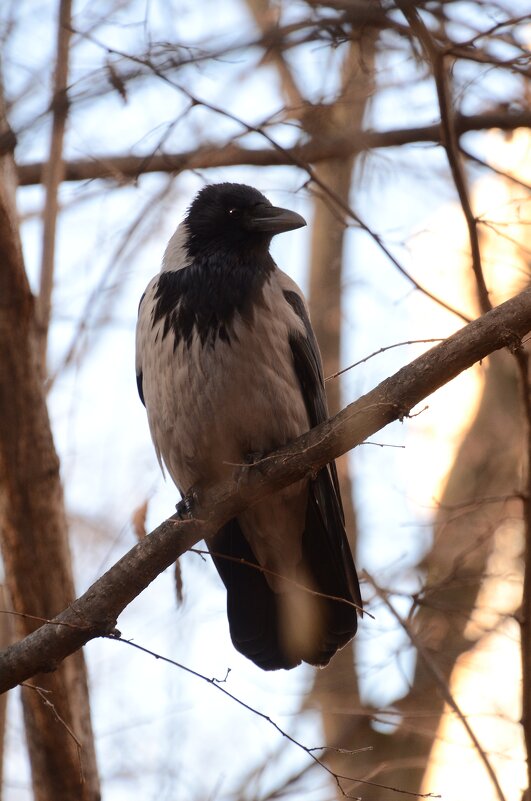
[
  {"left": 45, "top": 177, "right": 175, "bottom": 391},
  {"left": 450, "top": 14, "right": 531, "bottom": 50},
  {"left": 109, "top": 636, "right": 438, "bottom": 799},
  {"left": 326, "top": 339, "right": 445, "bottom": 381},
  {"left": 188, "top": 547, "right": 368, "bottom": 616},
  {"left": 22, "top": 682, "right": 83, "bottom": 751},
  {"left": 0, "top": 608, "right": 88, "bottom": 629},
  {"left": 460, "top": 146, "right": 531, "bottom": 195}
]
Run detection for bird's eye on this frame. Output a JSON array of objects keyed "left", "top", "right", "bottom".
[{"left": 228, "top": 208, "right": 238, "bottom": 215}]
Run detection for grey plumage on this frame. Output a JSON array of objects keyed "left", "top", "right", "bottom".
[{"left": 136, "top": 182, "right": 361, "bottom": 670}]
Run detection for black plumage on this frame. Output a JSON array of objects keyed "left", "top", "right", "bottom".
[{"left": 136, "top": 182, "right": 362, "bottom": 670}]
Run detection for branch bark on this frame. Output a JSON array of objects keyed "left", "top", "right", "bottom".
[
  {"left": 2, "top": 285, "right": 531, "bottom": 693},
  {"left": 14, "top": 110, "right": 531, "bottom": 186}
]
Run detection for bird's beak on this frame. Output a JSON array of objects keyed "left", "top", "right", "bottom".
[{"left": 246, "top": 204, "right": 307, "bottom": 234}]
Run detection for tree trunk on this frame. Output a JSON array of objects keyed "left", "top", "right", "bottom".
[
  {"left": 0, "top": 586, "right": 13, "bottom": 799},
  {"left": 354, "top": 349, "right": 523, "bottom": 798},
  {"left": 0, "top": 92, "right": 100, "bottom": 801},
  {"left": 304, "top": 35, "right": 381, "bottom": 785},
  {"left": 399, "top": 349, "right": 522, "bottom": 792}
]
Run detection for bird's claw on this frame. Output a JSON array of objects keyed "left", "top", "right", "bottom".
[
  {"left": 244, "top": 450, "right": 265, "bottom": 466},
  {"left": 176, "top": 492, "right": 195, "bottom": 519}
]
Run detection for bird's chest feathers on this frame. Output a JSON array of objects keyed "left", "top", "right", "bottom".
[{"left": 152, "top": 252, "right": 274, "bottom": 349}]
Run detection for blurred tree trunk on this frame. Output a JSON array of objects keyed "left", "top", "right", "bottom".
[
  {"left": 350, "top": 349, "right": 523, "bottom": 798},
  {"left": 304, "top": 36, "right": 377, "bottom": 754},
  {"left": 246, "top": 6, "right": 525, "bottom": 796},
  {"left": 245, "top": 1, "right": 383, "bottom": 789},
  {"left": 391, "top": 349, "right": 523, "bottom": 794},
  {"left": 0, "top": 85, "right": 100, "bottom": 801},
  {"left": 0, "top": 585, "right": 13, "bottom": 798}
]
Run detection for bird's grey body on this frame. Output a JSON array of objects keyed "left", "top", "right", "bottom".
[
  {"left": 137, "top": 225, "right": 309, "bottom": 581},
  {"left": 136, "top": 183, "right": 361, "bottom": 669}
]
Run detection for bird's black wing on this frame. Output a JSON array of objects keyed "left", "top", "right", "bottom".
[
  {"left": 210, "top": 519, "right": 298, "bottom": 670},
  {"left": 136, "top": 372, "right": 145, "bottom": 406},
  {"left": 209, "top": 287, "right": 361, "bottom": 670},
  {"left": 283, "top": 289, "right": 362, "bottom": 618},
  {"left": 282, "top": 290, "right": 342, "bottom": 498},
  {"left": 136, "top": 291, "right": 146, "bottom": 406}
]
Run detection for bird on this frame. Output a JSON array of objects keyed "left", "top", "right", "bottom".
[{"left": 135, "top": 182, "right": 362, "bottom": 670}]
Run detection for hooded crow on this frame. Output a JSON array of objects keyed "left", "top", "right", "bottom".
[{"left": 136, "top": 182, "right": 362, "bottom": 670}]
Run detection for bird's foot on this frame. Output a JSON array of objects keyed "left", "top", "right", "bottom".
[
  {"left": 175, "top": 490, "right": 197, "bottom": 520},
  {"left": 244, "top": 450, "right": 266, "bottom": 467}
]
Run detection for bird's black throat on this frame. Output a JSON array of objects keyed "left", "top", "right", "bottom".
[{"left": 152, "top": 249, "right": 275, "bottom": 349}]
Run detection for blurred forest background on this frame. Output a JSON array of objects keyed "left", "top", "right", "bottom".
[{"left": 1, "top": 0, "right": 531, "bottom": 799}]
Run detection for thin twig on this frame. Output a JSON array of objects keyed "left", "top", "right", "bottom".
[
  {"left": 450, "top": 14, "right": 531, "bottom": 50},
  {"left": 0, "top": 609, "right": 89, "bottom": 630},
  {"left": 109, "top": 636, "right": 438, "bottom": 799},
  {"left": 21, "top": 682, "right": 82, "bottom": 748},
  {"left": 188, "top": 548, "right": 369, "bottom": 617},
  {"left": 21, "top": 681, "right": 84, "bottom": 782},
  {"left": 361, "top": 441, "right": 405, "bottom": 449},
  {"left": 45, "top": 177, "right": 175, "bottom": 391},
  {"left": 326, "top": 339, "right": 445, "bottom": 381},
  {"left": 460, "top": 146, "right": 531, "bottom": 194}
]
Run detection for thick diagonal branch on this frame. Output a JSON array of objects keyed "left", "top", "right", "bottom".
[{"left": 2, "top": 286, "right": 531, "bottom": 694}]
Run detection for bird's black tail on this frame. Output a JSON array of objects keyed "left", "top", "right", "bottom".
[{"left": 209, "top": 467, "right": 361, "bottom": 671}]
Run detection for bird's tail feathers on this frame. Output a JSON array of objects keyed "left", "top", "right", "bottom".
[{"left": 209, "top": 469, "right": 361, "bottom": 671}]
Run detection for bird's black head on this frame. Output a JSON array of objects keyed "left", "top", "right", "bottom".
[{"left": 183, "top": 183, "right": 306, "bottom": 260}]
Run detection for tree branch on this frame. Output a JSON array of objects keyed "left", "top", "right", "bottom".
[
  {"left": 14, "top": 110, "right": 531, "bottom": 187},
  {"left": 2, "top": 285, "right": 531, "bottom": 693}
]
